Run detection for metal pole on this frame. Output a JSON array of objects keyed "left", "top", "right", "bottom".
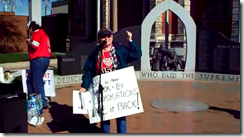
[
  {"left": 165, "top": 10, "right": 169, "bottom": 49},
  {"left": 96, "top": 0, "right": 104, "bottom": 132},
  {"left": 43, "top": 0, "right": 47, "bottom": 16},
  {"left": 28, "top": 0, "right": 31, "bottom": 38},
  {"left": 97, "top": 0, "right": 100, "bottom": 38}
]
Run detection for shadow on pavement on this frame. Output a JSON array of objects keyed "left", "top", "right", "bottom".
[
  {"left": 209, "top": 106, "right": 240, "bottom": 120},
  {"left": 47, "top": 102, "right": 100, "bottom": 133}
]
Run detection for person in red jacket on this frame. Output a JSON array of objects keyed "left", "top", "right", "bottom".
[{"left": 26, "top": 21, "right": 51, "bottom": 109}]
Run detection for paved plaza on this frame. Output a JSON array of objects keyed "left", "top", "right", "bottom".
[{"left": 28, "top": 80, "right": 240, "bottom": 133}]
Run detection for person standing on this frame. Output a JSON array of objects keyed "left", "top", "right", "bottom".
[
  {"left": 26, "top": 21, "right": 51, "bottom": 109},
  {"left": 79, "top": 28, "right": 142, "bottom": 133}
]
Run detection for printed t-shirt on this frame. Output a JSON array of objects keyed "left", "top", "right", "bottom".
[{"left": 97, "top": 51, "right": 113, "bottom": 74}]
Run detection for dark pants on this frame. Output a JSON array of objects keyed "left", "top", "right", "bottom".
[
  {"left": 27, "top": 57, "right": 50, "bottom": 107},
  {"left": 168, "top": 62, "right": 178, "bottom": 71},
  {"left": 160, "top": 57, "right": 167, "bottom": 71},
  {"left": 102, "top": 117, "right": 127, "bottom": 133}
]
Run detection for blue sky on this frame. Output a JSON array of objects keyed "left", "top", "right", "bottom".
[{"left": 0, "top": 0, "right": 59, "bottom": 16}]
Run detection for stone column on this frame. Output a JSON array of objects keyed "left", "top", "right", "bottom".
[
  {"left": 28, "top": 0, "right": 42, "bottom": 26},
  {"left": 112, "top": 0, "right": 118, "bottom": 32},
  {"left": 101, "top": 0, "right": 109, "bottom": 28},
  {"left": 230, "top": 0, "right": 240, "bottom": 42}
]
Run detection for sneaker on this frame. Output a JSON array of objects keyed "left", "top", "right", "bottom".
[{"left": 28, "top": 116, "right": 45, "bottom": 126}]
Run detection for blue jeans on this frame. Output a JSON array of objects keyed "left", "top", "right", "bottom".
[
  {"left": 27, "top": 57, "right": 50, "bottom": 107},
  {"left": 102, "top": 117, "right": 127, "bottom": 133}
]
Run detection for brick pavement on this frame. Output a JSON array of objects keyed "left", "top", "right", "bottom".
[{"left": 28, "top": 81, "right": 240, "bottom": 133}]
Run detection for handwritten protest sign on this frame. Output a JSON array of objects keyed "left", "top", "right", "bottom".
[
  {"left": 73, "top": 90, "right": 93, "bottom": 114},
  {"left": 87, "top": 66, "right": 144, "bottom": 124},
  {"left": 0, "top": 66, "right": 4, "bottom": 83},
  {"left": 21, "top": 70, "right": 56, "bottom": 97}
]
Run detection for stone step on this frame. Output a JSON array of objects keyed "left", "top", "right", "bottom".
[{"left": 0, "top": 59, "right": 57, "bottom": 70}]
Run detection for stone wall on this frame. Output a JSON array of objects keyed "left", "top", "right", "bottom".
[{"left": 150, "top": 0, "right": 163, "bottom": 40}]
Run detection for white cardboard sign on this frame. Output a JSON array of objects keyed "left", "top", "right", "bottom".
[
  {"left": 85, "top": 66, "right": 144, "bottom": 124},
  {"left": 0, "top": 66, "right": 4, "bottom": 83},
  {"left": 21, "top": 70, "right": 56, "bottom": 97},
  {"left": 73, "top": 90, "right": 93, "bottom": 114}
]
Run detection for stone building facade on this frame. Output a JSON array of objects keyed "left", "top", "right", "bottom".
[
  {"left": 95, "top": 0, "right": 240, "bottom": 61},
  {"left": 99, "top": 0, "right": 240, "bottom": 41},
  {"left": 68, "top": 0, "right": 240, "bottom": 43},
  {"left": 149, "top": 0, "right": 240, "bottom": 41}
]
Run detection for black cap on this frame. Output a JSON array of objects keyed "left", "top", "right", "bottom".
[
  {"left": 97, "top": 29, "right": 113, "bottom": 38},
  {"left": 27, "top": 21, "right": 37, "bottom": 29}
]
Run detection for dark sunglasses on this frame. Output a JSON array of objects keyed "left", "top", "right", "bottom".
[{"left": 100, "top": 35, "right": 112, "bottom": 39}]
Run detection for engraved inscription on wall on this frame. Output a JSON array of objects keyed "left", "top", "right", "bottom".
[
  {"left": 213, "top": 48, "right": 224, "bottom": 71},
  {"left": 198, "top": 30, "right": 209, "bottom": 71},
  {"left": 196, "top": 27, "right": 240, "bottom": 75},
  {"left": 228, "top": 46, "right": 240, "bottom": 72}
]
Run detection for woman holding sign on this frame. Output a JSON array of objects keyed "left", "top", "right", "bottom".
[{"left": 79, "top": 28, "right": 142, "bottom": 133}]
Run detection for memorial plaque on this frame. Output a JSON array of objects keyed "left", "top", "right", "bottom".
[
  {"left": 113, "top": 25, "right": 141, "bottom": 71},
  {"left": 196, "top": 27, "right": 240, "bottom": 75},
  {"left": 57, "top": 41, "right": 97, "bottom": 75}
]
